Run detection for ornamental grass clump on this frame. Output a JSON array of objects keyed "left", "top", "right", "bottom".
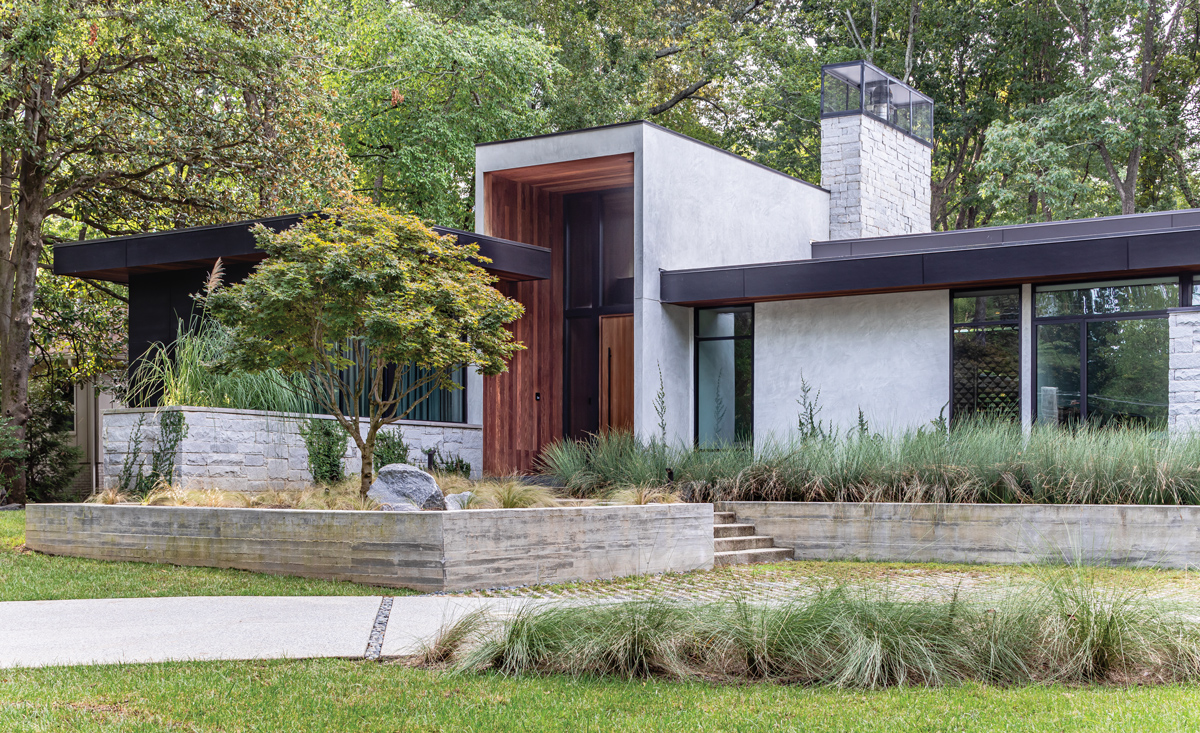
[
  {"left": 437, "top": 571, "right": 1200, "bottom": 688},
  {"left": 540, "top": 420, "right": 1200, "bottom": 505}
]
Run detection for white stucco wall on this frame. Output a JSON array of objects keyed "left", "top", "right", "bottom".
[
  {"left": 753, "top": 290, "right": 951, "bottom": 442},
  {"left": 636, "top": 124, "right": 830, "bottom": 444}
]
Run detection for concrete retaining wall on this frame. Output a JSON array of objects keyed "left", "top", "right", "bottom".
[
  {"left": 25, "top": 503, "right": 714, "bottom": 592},
  {"left": 104, "top": 406, "right": 483, "bottom": 492},
  {"left": 717, "top": 501, "right": 1200, "bottom": 568}
]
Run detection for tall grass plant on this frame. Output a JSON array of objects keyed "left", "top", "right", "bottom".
[{"left": 539, "top": 420, "right": 1200, "bottom": 505}]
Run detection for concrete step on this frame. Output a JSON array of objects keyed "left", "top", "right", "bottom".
[
  {"left": 714, "top": 547, "right": 794, "bottom": 567},
  {"left": 714, "top": 512, "right": 738, "bottom": 525},
  {"left": 713, "top": 523, "right": 756, "bottom": 538},
  {"left": 714, "top": 535, "right": 777, "bottom": 552}
]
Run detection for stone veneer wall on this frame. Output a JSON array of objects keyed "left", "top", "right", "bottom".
[
  {"left": 820, "top": 114, "right": 932, "bottom": 240},
  {"left": 103, "top": 406, "right": 482, "bottom": 491},
  {"left": 1169, "top": 307, "right": 1200, "bottom": 431}
]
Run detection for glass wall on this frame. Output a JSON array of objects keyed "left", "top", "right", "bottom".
[
  {"left": 820, "top": 61, "right": 934, "bottom": 144},
  {"left": 1034, "top": 278, "right": 1178, "bottom": 427},
  {"left": 952, "top": 289, "right": 1020, "bottom": 422},
  {"left": 695, "top": 306, "right": 753, "bottom": 447}
]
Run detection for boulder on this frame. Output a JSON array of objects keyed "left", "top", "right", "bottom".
[
  {"left": 444, "top": 491, "right": 474, "bottom": 511},
  {"left": 368, "top": 463, "right": 445, "bottom": 511}
]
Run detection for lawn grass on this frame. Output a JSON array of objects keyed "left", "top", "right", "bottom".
[
  {"left": 0, "top": 510, "right": 411, "bottom": 602},
  {"left": 2, "top": 659, "right": 1200, "bottom": 732}
]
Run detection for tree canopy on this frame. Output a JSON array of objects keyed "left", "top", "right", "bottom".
[{"left": 205, "top": 199, "right": 525, "bottom": 495}]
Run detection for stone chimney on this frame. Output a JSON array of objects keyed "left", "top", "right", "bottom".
[{"left": 820, "top": 61, "right": 933, "bottom": 240}]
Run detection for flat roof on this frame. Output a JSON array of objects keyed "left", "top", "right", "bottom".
[
  {"left": 54, "top": 216, "right": 551, "bottom": 283},
  {"left": 661, "top": 211, "right": 1200, "bottom": 305},
  {"left": 477, "top": 120, "right": 829, "bottom": 194}
]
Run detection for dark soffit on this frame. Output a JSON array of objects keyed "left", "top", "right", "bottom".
[
  {"left": 660, "top": 226, "right": 1200, "bottom": 305},
  {"left": 53, "top": 216, "right": 551, "bottom": 283}
]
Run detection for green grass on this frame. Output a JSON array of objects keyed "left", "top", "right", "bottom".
[
  {"left": 541, "top": 422, "right": 1200, "bottom": 504},
  {"left": 0, "top": 511, "right": 411, "bottom": 602},
  {"left": 2, "top": 659, "right": 1200, "bottom": 732}
]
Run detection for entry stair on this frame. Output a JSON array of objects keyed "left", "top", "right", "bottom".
[{"left": 713, "top": 511, "right": 793, "bottom": 566}]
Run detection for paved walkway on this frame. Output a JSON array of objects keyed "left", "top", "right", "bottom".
[{"left": 0, "top": 596, "right": 523, "bottom": 669}]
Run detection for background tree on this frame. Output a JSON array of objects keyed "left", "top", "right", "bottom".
[
  {"left": 206, "top": 199, "right": 525, "bottom": 496},
  {"left": 321, "top": 1, "right": 557, "bottom": 228},
  {"left": 0, "top": 0, "right": 349, "bottom": 503}
]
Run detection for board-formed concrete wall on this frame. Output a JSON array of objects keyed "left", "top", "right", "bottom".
[
  {"left": 26, "top": 503, "right": 714, "bottom": 592},
  {"left": 104, "top": 406, "right": 483, "bottom": 492},
  {"left": 753, "top": 290, "right": 950, "bottom": 442},
  {"left": 718, "top": 501, "right": 1200, "bottom": 568}
]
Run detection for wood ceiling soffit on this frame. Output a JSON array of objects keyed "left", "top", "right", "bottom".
[{"left": 487, "top": 154, "right": 634, "bottom": 194}]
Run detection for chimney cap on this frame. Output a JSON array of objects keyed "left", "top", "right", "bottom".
[{"left": 820, "top": 60, "right": 934, "bottom": 146}]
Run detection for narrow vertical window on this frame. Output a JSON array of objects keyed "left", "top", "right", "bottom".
[
  {"left": 952, "top": 289, "right": 1020, "bottom": 422},
  {"left": 695, "top": 306, "right": 753, "bottom": 447}
]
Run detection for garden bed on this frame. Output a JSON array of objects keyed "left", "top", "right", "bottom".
[{"left": 24, "top": 503, "right": 713, "bottom": 592}]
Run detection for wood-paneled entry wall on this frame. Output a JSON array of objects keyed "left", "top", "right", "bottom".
[
  {"left": 482, "top": 154, "right": 634, "bottom": 475},
  {"left": 599, "top": 314, "right": 634, "bottom": 433}
]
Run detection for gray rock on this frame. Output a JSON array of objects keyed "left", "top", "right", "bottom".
[
  {"left": 444, "top": 491, "right": 474, "bottom": 511},
  {"left": 368, "top": 463, "right": 445, "bottom": 511},
  {"left": 376, "top": 500, "right": 422, "bottom": 512},
  {"left": 0, "top": 503, "right": 21, "bottom": 511}
]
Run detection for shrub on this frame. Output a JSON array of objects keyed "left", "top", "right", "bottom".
[
  {"left": 24, "top": 384, "right": 81, "bottom": 502},
  {"left": 0, "top": 417, "right": 26, "bottom": 505},
  {"left": 372, "top": 430, "right": 410, "bottom": 471},
  {"left": 301, "top": 418, "right": 347, "bottom": 485}
]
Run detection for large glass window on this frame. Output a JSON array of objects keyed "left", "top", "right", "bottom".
[
  {"left": 695, "top": 306, "right": 753, "bottom": 447},
  {"left": 952, "top": 289, "right": 1020, "bottom": 422},
  {"left": 1034, "top": 278, "right": 1178, "bottom": 428}
]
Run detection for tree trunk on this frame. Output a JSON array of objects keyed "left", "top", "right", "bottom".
[
  {"left": 2, "top": 198, "right": 45, "bottom": 505},
  {"left": 359, "top": 433, "right": 375, "bottom": 498}
]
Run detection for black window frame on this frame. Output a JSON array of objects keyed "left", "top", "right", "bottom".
[
  {"left": 949, "top": 287, "right": 1022, "bottom": 424},
  {"left": 1031, "top": 275, "right": 1186, "bottom": 425},
  {"left": 693, "top": 305, "right": 754, "bottom": 447}
]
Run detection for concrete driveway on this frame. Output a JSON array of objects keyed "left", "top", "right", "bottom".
[{"left": 0, "top": 595, "right": 524, "bottom": 669}]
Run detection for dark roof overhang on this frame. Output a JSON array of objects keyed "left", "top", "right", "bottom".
[
  {"left": 53, "top": 216, "right": 551, "bottom": 283},
  {"left": 660, "top": 225, "right": 1200, "bottom": 306}
]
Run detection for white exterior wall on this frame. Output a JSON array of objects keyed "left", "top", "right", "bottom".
[
  {"left": 821, "top": 114, "right": 932, "bottom": 240},
  {"left": 754, "top": 291, "right": 950, "bottom": 442},
  {"left": 637, "top": 124, "right": 830, "bottom": 445},
  {"left": 475, "top": 122, "right": 831, "bottom": 447},
  {"left": 103, "top": 407, "right": 483, "bottom": 491}
]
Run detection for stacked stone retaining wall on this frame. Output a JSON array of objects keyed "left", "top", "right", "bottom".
[{"left": 103, "top": 406, "right": 482, "bottom": 491}]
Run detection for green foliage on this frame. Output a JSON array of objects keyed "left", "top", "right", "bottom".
[
  {"left": 300, "top": 419, "right": 347, "bottom": 486},
  {"left": 542, "top": 420, "right": 1200, "bottom": 505},
  {"left": 206, "top": 199, "right": 523, "bottom": 495},
  {"left": 654, "top": 364, "right": 668, "bottom": 442},
  {"left": 426, "top": 448, "right": 471, "bottom": 478},
  {"left": 372, "top": 430, "right": 410, "bottom": 472},
  {"left": 116, "top": 411, "right": 188, "bottom": 496},
  {"left": 445, "top": 569, "right": 1200, "bottom": 687},
  {"left": 132, "top": 317, "right": 315, "bottom": 414},
  {"left": 0, "top": 418, "right": 26, "bottom": 505},
  {"left": 24, "top": 384, "right": 83, "bottom": 503},
  {"left": 322, "top": 2, "right": 557, "bottom": 228}
]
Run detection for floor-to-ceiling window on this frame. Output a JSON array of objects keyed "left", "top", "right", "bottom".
[
  {"left": 1034, "top": 277, "right": 1180, "bottom": 427},
  {"left": 951, "top": 289, "right": 1021, "bottom": 422},
  {"left": 695, "top": 306, "right": 753, "bottom": 447}
]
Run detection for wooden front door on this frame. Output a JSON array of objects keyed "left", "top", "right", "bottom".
[{"left": 599, "top": 314, "right": 634, "bottom": 433}]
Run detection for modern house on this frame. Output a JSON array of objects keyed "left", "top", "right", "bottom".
[{"left": 55, "top": 60, "right": 1200, "bottom": 484}]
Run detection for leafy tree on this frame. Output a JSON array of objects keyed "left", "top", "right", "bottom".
[
  {"left": 25, "top": 382, "right": 83, "bottom": 503},
  {"left": 322, "top": 2, "right": 557, "bottom": 228},
  {"left": 0, "top": 0, "right": 349, "bottom": 504},
  {"left": 206, "top": 199, "right": 525, "bottom": 496}
]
